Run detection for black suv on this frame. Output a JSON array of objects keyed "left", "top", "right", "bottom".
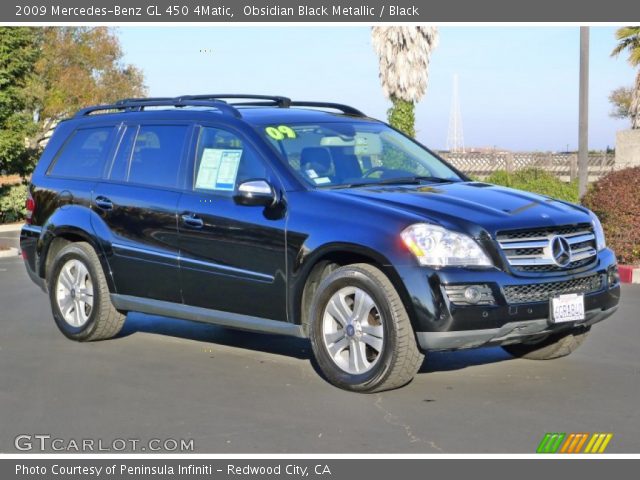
[{"left": 21, "top": 94, "right": 620, "bottom": 392}]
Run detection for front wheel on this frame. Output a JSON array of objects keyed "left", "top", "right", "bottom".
[
  {"left": 309, "top": 263, "right": 423, "bottom": 393},
  {"left": 502, "top": 326, "right": 590, "bottom": 360}
]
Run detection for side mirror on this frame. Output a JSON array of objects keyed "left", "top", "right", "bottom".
[{"left": 234, "top": 179, "right": 277, "bottom": 207}]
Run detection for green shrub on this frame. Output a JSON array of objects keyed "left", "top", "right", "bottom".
[
  {"left": 582, "top": 167, "right": 640, "bottom": 265},
  {"left": 0, "top": 183, "right": 27, "bottom": 223},
  {"left": 485, "top": 168, "right": 580, "bottom": 204}
]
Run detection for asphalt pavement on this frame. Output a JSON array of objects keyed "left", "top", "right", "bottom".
[{"left": 0, "top": 229, "right": 638, "bottom": 453}]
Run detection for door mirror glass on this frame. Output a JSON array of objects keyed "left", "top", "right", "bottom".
[{"left": 234, "top": 179, "right": 276, "bottom": 207}]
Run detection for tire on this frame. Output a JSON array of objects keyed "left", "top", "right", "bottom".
[
  {"left": 47, "top": 241, "right": 125, "bottom": 341},
  {"left": 309, "top": 263, "right": 424, "bottom": 393},
  {"left": 502, "top": 326, "right": 590, "bottom": 360}
]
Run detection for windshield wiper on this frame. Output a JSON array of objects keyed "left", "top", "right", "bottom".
[
  {"left": 333, "top": 176, "right": 457, "bottom": 189},
  {"left": 410, "top": 176, "right": 458, "bottom": 184}
]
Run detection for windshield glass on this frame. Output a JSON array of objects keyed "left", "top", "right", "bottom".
[{"left": 259, "top": 122, "right": 463, "bottom": 188}]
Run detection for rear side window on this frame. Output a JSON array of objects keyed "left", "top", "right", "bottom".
[
  {"left": 49, "top": 127, "right": 114, "bottom": 179},
  {"left": 126, "top": 125, "right": 189, "bottom": 188}
]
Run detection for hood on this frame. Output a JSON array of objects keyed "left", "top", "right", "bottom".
[{"left": 335, "top": 182, "right": 590, "bottom": 235}]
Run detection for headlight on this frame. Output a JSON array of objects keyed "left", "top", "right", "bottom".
[
  {"left": 589, "top": 210, "right": 606, "bottom": 251},
  {"left": 401, "top": 223, "right": 493, "bottom": 267}
]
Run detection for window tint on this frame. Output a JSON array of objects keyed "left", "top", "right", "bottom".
[
  {"left": 127, "top": 125, "right": 189, "bottom": 188},
  {"left": 193, "top": 127, "right": 268, "bottom": 192},
  {"left": 49, "top": 127, "right": 114, "bottom": 179},
  {"left": 109, "top": 126, "right": 137, "bottom": 182}
]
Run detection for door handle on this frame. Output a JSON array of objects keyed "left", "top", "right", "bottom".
[
  {"left": 181, "top": 214, "right": 204, "bottom": 228},
  {"left": 94, "top": 196, "right": 113, "bottom": 210}
]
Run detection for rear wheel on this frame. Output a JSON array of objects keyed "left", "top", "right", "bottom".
[
  {"left": 48, "top": 242, "right": 125, "bottom": 341},
  {"left": 309, "top": 263, "right": 423, "bottom": 393},
  {"left": 502, "top": 326, "right": 590, "bottom": 360}
]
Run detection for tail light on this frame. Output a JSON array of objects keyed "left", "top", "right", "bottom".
[{"left": 25, "top": 190, "right": 35, "bottom": 224}]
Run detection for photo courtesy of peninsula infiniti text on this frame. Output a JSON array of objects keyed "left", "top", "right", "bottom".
[{"left": 20, "top": 94, "right": 620, "bottom": 392}]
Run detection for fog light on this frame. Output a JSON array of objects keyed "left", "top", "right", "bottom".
[
  {"left": 443, "top": 284, "right": 496, "bottom": 306},
  {"left": 464, "top": 286, "right": 482, "bottom": 304},
  {"left": 607, "top": 267, "right": 619, "bottom": 287}
]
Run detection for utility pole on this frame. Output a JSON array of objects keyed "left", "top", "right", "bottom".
[{"left": 578, "top": 27, "right": 589, "bottom": 197}]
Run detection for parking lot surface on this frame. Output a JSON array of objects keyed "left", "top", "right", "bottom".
[{"left": 0, "top": 230, "right": 638, "bottom": 453}]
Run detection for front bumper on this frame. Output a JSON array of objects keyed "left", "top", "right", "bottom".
[
  {"left": 416, "top": 304, "right": 618, "bottom": 351},
  {"left": 398, "top": 248, "right": 621, "bottom": 352}
]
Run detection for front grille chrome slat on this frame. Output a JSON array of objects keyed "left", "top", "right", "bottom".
[
  {"left": 567, "top": 233, "right": 596, "bottom": 245},
  {"left": 496, "top": 224, "right": 597, "bottom": 273},
  {"left": 503, "top": 274, "right": 603, "bottom": 304},
  {"left": 571, "top": 248, "right": 597, "bottom": 261},
  {"left": 500, "top": 239, "right": 549, "bottom": 249},
  {"left": 508, "top": 257, "right": 556, "bottom": 266}
]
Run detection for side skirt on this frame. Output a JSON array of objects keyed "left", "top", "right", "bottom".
[{"left": 110, "top": 294, "right": 307, "bottom": 338}]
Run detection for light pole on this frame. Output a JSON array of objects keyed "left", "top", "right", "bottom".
[{"left": 578, "top": 27, "right": 590, "bottom": 198}]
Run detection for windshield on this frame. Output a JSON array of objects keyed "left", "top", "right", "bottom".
[{"left": 259, "top": 122, "right": 463, "bottom": 188}]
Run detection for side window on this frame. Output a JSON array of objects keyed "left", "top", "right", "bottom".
[
  {"left": 49, "top": 127, "right": 114, "bottom": 179},
  {"left": 193, "top": 127, "right": 268, "bottom": 193},
  {"left": 127, "top": 125, "right": 189, "bottom": 188},
  {"left": 109, "top": 126, "right": 137, "bottom": 182}
]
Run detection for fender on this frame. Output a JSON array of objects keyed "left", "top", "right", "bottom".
[
  {"left": 287, "top": 240, "right": 418, "bottom": 332},
  {"left": 37, "top": 205, "right": 117, "bottom": 293}
]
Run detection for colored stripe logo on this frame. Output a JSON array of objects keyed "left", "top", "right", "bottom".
[{"left": 537, "top": 433, "right": 613, "bottom": 453}]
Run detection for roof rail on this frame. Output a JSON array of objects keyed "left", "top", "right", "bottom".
[
  {"left": 180, "top": 94, "right": 291, "bottom": 108},
  {"left": 289, "top": 101, "right": 365, "bottom": 117},
  {"left": 184, "top": 95, "right": 365, "bottom": 116},
  {"left": 74, "top": 95, "right": 366, "bottom": 118},
  {"left": 74, "top": 98, "right": 242, "bottom": 118},
  {"left": 114, "top": 97, "right": 176, "bottom": 105}
]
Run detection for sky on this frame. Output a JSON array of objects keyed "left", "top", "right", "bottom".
[{"left": 117, "top": 27, "right": 636, "bottom": 152}]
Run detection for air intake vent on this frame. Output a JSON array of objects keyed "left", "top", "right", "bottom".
[{"left": 503, "top": 274, "right": 603, "bottom": 304}]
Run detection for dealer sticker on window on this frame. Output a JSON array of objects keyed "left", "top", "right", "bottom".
[{"left": 550, "top": 293, "right": 585, "bottom": 323}]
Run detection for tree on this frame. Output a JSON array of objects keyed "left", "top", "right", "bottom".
[
  {"left": 608, "top": 86, "right": 633, "bottom": 119},
  {"left": 27, "top": 27, "right": 146, "bottom": 150},
  {"left": 0, "top": 27, "right": 39, "bottom": 176},
  {"left": 371, "top": 27, "right": 439, "bottom": 137},
  {"left": 611, "top": 26, "right": 640, "bottom": 129}
]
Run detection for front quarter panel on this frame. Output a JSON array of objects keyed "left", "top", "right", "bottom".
[{"left": 285, "top": 190, "right": 425, "bottom": 327}]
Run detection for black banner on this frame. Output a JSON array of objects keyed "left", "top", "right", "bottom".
[
  {"left": 3, "top": 459, "right": 640, "bottom": 480},
  {"left": 3, "top": 0, "right": 640, "bottom": 22}
]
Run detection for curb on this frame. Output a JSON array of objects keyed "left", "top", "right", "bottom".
[
  {"left": 0, "top": 247, "right": 19, "bottom": 258},
  {"left": 0, "top": 223, "right": 23, "bottom": 233},
  {"left": 618, "top": 265, "right": 640, "bottom": 284}
]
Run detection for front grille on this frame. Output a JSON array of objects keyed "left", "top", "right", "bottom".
[
  {"left": 496, "top": 223, "right": 597, "bottom": 273},
  {"left": 503, "top": 274, "right": 603, "bottom": 304}
]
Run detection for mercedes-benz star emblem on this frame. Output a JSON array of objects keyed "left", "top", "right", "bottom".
[{"left": 550, "top": 235, "right": 572, "bottom": 267}]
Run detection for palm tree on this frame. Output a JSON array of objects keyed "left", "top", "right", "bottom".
[
  {"left": 371, "top": 27, "right": 439, "bottom": 137},
  {"left": 611, "top": 26, "right": 640, "bottom": 129}
]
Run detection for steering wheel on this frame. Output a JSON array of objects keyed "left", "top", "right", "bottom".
[{"left": 362, "top": 166, "right": 394, "bottom": 178}]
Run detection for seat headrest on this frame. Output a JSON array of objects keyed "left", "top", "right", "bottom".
[{"left": 300, "top": 147, "right": 333, "bottom": 175}]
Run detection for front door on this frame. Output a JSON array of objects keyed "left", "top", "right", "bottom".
[{"left": 177, "top": 125, "right": 287, "bottom": 321}]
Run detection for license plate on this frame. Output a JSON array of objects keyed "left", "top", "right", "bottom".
[{"left": 550, "top": 293, "right": 585, "bottom": 323}]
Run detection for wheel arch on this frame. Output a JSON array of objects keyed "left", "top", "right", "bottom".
[
  {"left": 291, "top": 243, "right": 416, "bottom": 335},
  {"left": 37, "top": 207, "right": 116, "bottom": 293}
]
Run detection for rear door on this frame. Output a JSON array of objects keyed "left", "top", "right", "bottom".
[
  {"left": 93, "top": 122, "right": 192, "bottom": 303},
  {"left": 177, "top": 124, "right": 288, "bottom": 321}
]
